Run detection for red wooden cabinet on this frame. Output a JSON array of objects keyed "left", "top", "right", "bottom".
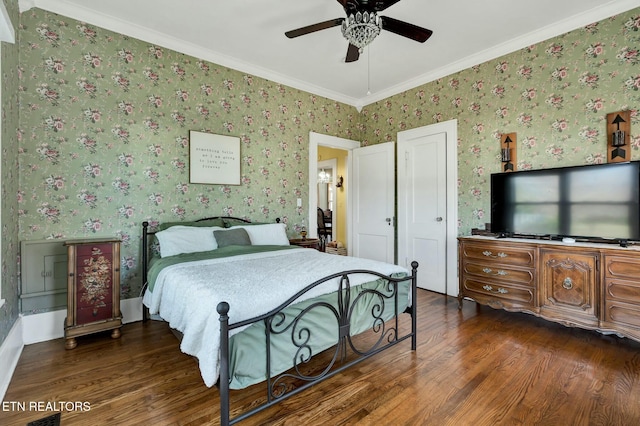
[{"left": 64, "top": 238, "right": 122, "bottom": 349}]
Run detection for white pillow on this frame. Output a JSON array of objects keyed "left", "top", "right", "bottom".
[
  {"left": 230, "top": 223, "right": 290, "bottom": 246},
  {"left": 155, "top": 225, "right": 223, "bottom": 257}
]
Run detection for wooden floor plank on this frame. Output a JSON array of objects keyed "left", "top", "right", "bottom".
[{"left": 3, "top": 290, "right": 640, "bottom": 425}]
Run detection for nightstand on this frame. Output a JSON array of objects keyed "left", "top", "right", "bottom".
[
  {"left": 289, "top": 238, "right": 321, "bottom": 250},
  {"left": 64, "top": 238, "right": 122, "bottom": 349}
]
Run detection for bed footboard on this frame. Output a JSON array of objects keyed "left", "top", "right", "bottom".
[{"left": 217, "top": 261, "right": 418, "bottom": 425}]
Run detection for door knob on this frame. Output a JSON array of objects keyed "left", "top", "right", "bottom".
[
  {"left": 386, "top": 217, "right": 392, "bottom": 226},
  {"left": 436, "top": 217, "right": 443, "bottom": 222}
]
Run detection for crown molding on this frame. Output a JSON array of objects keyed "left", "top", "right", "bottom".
[
  {"left": 19, "top": 0, "right": 640, "bottom": 110},
  {"left": 18, "top": 0, "right": 362, "bottom": 107},
  {"left": 359, "top": 0, "right": 640, "bottom": 108}
]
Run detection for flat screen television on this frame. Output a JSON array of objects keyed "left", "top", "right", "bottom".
[{"left": 491, "top": 161, "right": 640, "bottom": 242}]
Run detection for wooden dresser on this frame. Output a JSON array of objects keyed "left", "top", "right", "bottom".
[
  {"left": 459, "top": 236, "right": 640, "bottom": 343},
  {"left": 64, "top": 238, "right": 122, "bottom": 349}
]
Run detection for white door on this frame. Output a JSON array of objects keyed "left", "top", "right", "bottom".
[
  {"left": 398, "top": 120, "right": 458, "bottom": 295},
  {"left": 352, "top": 142, "right": 395, "bottom": 263}
]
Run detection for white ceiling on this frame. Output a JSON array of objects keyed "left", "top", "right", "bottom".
[{"left": 18, "top": 0, "right": 640, "bottom": 109}]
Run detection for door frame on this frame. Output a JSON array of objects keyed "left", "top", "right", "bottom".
[
  {"left": 397, "top": 119, "right": 458, "bottom": 296},
  {"left": 309, "top": 132, "right": 360, "bottom": 254}
]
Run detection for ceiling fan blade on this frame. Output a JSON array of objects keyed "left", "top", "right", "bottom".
[
  {"left": 337, "top": 0, "right": 359, "bottom": 10},
  {"left": 373, "top": 0, "right": 402, "bottom": 12},
  {"left": 345, "top": 43, "right": 360, "bottom": 62},
  {"left": 285, "top": 18, "right": 345, "bottom": 38},
  {"left": 380, "top": 16, "right": 433, "bottom": 43}
]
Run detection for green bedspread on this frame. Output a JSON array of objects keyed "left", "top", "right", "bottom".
[
  {"left": 228, "top": 275, "right": 410, "bottom": 389},
  {"left": 146, "top": 245, "right": 410, "bottom": 389}
]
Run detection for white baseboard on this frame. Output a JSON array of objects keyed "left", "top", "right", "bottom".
[
  {"left": 121, "top": 296, "right": 144, "bottom": 325},
  {"left": 21, "top": 309, "right": 67, "bottom": 345},
  {"left": 0, "top": 318, "right": 24, "bottom": 401},
  {"left": 0, "top": 297, "right": 144, "bottom": 400},
  {"left": 21, "top": 297, "right": 143, "bottom": 345}
]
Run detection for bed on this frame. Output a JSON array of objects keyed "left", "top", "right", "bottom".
[{"left": 141, "top": 217, "right": 418, "bottom": 425}]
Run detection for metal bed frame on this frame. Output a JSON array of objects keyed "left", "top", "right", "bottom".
[{"left": 141, "top": 217, "right": 418, "bottom": 425}]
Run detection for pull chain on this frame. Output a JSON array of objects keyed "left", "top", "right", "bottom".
[{"left": 366, "top": 45, "right": 371, "bottom": 96}]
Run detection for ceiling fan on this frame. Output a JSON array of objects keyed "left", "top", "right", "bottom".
[{"left": 285, "top": 0, "right": 433, "bottom": 63}]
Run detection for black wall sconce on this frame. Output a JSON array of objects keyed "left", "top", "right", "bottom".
[
  {"left": 607, "top": 110, "right": 631, "bottom": 163},
  {"left": 500, "top": 133, "right": 516, "bottom": 172},
  {"left": 336, "top": 175, "right": 344, "bottom": 188}
]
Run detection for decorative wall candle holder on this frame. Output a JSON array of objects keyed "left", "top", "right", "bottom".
[
  {"left": 500, "top": 133, "right": 517, "bottom": 172},
  {"left": 607, "top": 111, "right": 631, "bottom": 163}
]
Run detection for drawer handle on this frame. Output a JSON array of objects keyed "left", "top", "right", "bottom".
[
  {"left": 562, "top": 277, "right": 573, "bottom": 290},
  {"left": 482, "top": 267, "right": 508, "bottom": 276},
  {"left": 482, "top": 250, "right": 508, "bottom": 258},
  {"left": 483, "top": 285, "right": 508, "bottom": 294}
]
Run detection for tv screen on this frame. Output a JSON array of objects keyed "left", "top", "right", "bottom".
[{"left": 491, "top": 161, "right": 640, "bottom": 241}]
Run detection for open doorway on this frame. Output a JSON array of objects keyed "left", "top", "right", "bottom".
[
  {"left": 310, "top": 133, "right": 396, "bottom": 264},
  {"left": 317, "top": 153, "right": 342, "bottom": 248},
  {"left": 308, "top": 132, "right": 360, "bottom": 255}
]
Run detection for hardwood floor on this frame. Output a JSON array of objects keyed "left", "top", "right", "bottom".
[{"left": 3, "top": 290, "right": 640, "bottom": 425}]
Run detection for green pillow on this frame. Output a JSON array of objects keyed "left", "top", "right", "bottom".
[{"left": 214, "top": 228, "right": 251, "bottom": 247}]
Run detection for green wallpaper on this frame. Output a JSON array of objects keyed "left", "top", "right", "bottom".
[
  {"left": 362, "top": 11, "right": 640, "bottom": 236},
  {"left": 0, "top": 5, "right": 638, "bottom": 337},
  {"left": 0, "top": 0, "right": 21, "bottom": 347},
  {"left": 17, "top": 9, "right": 362, "bottom": 306}
]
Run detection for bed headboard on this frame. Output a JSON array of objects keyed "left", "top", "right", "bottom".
[{"left": 141, "top": 216, "right": 279, "bottom": 320}]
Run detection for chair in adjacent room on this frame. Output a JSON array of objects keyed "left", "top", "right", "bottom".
[{"left": 317, "top": 207, "right": 332, "bottom": 251}]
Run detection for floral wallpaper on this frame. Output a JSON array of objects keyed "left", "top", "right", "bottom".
[
  {"left": 16, "top": 8, "right": 362, "bottom": 308},
  {"left": 0, "top": 5, "right": 639, "bottom": 346},
  {"left": 361, "top": 10, "right": 640, "bottom": 236},
  {"left": 0, "top": 0, "right": 21, "bottom": 347}
]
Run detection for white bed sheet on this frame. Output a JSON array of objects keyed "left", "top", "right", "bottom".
[{"left": 143, "top": 248, "right": 408, "bottom": 387}]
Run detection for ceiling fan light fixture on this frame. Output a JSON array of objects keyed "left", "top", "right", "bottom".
[{"left": 341, "top": 11, "right": 382, "bottom": 52}]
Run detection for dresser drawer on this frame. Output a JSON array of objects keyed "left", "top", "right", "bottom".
[
  {"left": 461, "top": 261, "right": 534, "bottom": 287},
  {"left": 604, "top": 300, "right": 640, "bottom": 329},
  {"left": 604, "top": 255, "right": 640, "bottom": 279},
  {"left": 76, "top": 304, "right": 113, "bottom": 325},
  {"left": 604, "top": 279, "right": 640, "bottom": 305},
  {"left": 75, "top": 243, "right": 113, "bottom": 257},
  {"left": 461, "top": 277, "right": 536, "bottom": 309},
  {"left": 77, "top": 285, "right": 112, "bottom": 308},
  {"left": 75, "top": 253, "right": 114, "bottom": 278},
  {"left": 460, "top": 243, "right": 536, "bottom": 267}
]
